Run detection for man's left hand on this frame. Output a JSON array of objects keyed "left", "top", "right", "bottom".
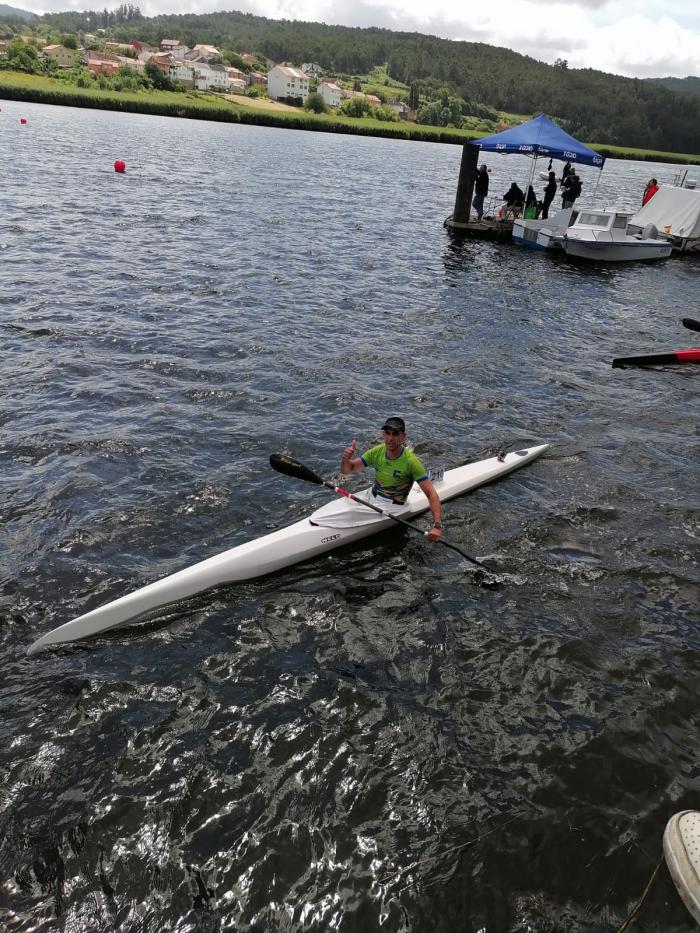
[{"left": 425, "top": 527, "right": 442, "bottom": 543}]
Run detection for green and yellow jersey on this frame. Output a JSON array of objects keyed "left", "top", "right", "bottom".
[{"left": 361, "top": 445, "right": 428, "bottom": 504}]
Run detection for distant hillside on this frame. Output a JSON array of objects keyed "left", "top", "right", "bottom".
[
  {"left": 0, "top": 3, "right": 37, "bottom": 19},
  {"left": 24, "top": 7, "right": 700, "bottom": 154},
  {"left": 648, "top": 76, "right": 700, "bottom": 97}
]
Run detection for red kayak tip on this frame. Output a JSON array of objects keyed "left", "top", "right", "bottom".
[{"left": 612, "top": 348, "right": 700, "bottom": 368}]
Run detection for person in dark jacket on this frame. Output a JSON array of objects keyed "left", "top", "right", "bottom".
[
  {"left": 561, "top": 170, "right": 582, "bottom": 208},
  {"left": 502, "top": 182, "right": 525, "bottom": 215},
  {"left": 472, "top": 164, "right": 489, "bottom": 220},
  {"left": 541, "top": 171, "right": 557, "bottom": 219}
]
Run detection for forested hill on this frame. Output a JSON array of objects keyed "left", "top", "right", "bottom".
[
  {"left": 0, "top": 4, "right": 37, "bottom": 18},
  {"left": 31, "top": 7, "right": 700, "bottom": 154},
  {"left": 648, "top": 76, "right": 700, "bottom": 97}
]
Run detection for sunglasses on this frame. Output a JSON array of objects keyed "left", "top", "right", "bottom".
[{"left": 382, "top": 428, "right": 402, "bottom": 436}]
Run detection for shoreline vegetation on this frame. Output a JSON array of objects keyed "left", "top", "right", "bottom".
[{"left": 2, "top": 71, "right": 699, "bottom": 166}]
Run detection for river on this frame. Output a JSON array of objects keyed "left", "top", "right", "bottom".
[{"left": 0, "top": 99, "right": 698, "bottom": 932}]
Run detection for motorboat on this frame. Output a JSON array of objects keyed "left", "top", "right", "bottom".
[
  {"left": 512, "top": 207, "right": 578, "bottom": 250},
  {"left": 552, "top": 209, "right": 673, "bottom": 262},
  {"left": 628, "top": 185, "right": 700, "bottom": 254}
]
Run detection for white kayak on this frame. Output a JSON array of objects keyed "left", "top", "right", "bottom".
[{"left": 26, "top": 444, "right": 549, "bottom": 654}]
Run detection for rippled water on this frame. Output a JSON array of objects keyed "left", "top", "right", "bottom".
[{"left": 1, "top": 100, "right": 699, "bottom": 932}]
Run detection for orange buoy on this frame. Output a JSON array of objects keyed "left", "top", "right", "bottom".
[{"left": 114, "top": 160, "right": 126, "bottom": 173}]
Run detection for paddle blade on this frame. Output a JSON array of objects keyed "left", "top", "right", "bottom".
[
  {"left": 270, "top": 454, "right": 324, "bottom": 485},
  {"left": 682, "top": 317, "right": 700, "bottom": 333}
]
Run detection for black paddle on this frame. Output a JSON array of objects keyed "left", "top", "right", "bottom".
[
  {"left": 269, "top": 453, "right": 488, "bottom": 570},
  {"left": 682, "top": 317, "right": 700, "bottom": 333}
]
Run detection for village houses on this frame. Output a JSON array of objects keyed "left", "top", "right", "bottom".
[{"left": 23, "top": 31, "right": 414, "bottom": 121}]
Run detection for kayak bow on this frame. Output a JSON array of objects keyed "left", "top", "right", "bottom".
[
  {"left": 612, "top": 348, "right": 700, "bottom": 368},
  {"left": 26, "top": 444, "right": 549, "bottom": 655}
]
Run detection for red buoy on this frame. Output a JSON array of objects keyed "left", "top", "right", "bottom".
[
  {"left": 114, "top": 160, "right": 126, "bottom": 173},
  {"left": 20, "top": 118, "right": 27, "bottom": 124}
]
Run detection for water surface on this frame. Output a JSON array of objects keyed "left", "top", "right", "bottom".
[{"left": 0, "top": 100, "right": 698, "bottom": 932}]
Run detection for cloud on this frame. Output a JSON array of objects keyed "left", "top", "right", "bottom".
[
  {"left": 242, "top": 0, "right": 700, "bottom": 76},
  {"left": 19, "top": 0, "right": 700, "bottom": 78}
]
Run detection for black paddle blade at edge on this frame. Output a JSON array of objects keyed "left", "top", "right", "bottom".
[
  {"left": 682, "top": 317, "right": 700, "bottom": 333},
  {"left": 269, "top": 454, "right": 324, "bottom": 485}
]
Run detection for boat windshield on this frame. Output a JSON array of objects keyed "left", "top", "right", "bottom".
[{"left": 576, "top": 212, "right": 613, "bottom": 229}]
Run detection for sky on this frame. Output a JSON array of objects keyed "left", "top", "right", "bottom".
[{"left": 21, "top": 0, "right": 700, "bottom": 79}]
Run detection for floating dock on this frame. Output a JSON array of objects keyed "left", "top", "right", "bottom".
[{"left": 444, "top": 214, "right": 514, "bottom": 241}]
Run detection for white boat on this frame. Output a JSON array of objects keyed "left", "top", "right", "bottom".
[
  {"left": 26, "top": 445, "right": 549, "bottom": 654},
  {"left": 512, "top": 206, "right": 578, "bottom": 250},
  {"left": 628, "top": 185, "right": 700, "bottom": 254},
  {"left": 553, "top": 209, "right": 673, "bottom": 262}
]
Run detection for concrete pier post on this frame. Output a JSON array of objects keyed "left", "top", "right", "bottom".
[{"left": 452, "top": 143, "right": 480, "bottom": 225}]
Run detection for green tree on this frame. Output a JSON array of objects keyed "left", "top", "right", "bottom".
[
  {"left": 340, "top": 95, "right": 371, "bottom": 117},
  {"left": 4, "top": 41, "right": 40, "bottom": 73},
  {"left": 144, "top": 59, "right": 174, "bottom": 90},
  {"left": 409, "top": 81, "right": 419, "bottom": 110},
  {"left": 304, "top": 91, "right": 326, "bottom": 113},
  {"left": 373, "top": 105, "right": 399, "bottom": 122},
  {"left": 62, "top": 34, "right": 78, "bottom": 49}
]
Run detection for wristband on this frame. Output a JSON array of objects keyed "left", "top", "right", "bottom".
[{"left": 432, "top": 522, "right": 443, "bottom": 529}]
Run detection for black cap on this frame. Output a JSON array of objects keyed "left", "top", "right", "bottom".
[{"left": 382, "top": 416, "right": 405, "bottom": 433}]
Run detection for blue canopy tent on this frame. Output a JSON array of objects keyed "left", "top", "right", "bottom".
[
  {"left": 472, "top": 113, "right": 605, "bottom": 169},
  {"left": 471, "top": 113, "right": 605, "bottom": 217}
]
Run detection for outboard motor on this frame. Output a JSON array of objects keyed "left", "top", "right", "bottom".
[{"left": 642, "top": 222, "right": 659, "bottom": 239}]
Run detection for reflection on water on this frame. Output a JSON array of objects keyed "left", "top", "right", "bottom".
[{"left": 0, "top": 99, "right": 698, "bottom": 932}]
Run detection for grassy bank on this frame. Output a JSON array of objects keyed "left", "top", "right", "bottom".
[{"left": 2, "top": 71, "right": 698, "bottom": 165}]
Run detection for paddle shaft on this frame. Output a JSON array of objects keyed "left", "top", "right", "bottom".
[{"left": 322, "top": 480, "right": 487, "bottom": 568}]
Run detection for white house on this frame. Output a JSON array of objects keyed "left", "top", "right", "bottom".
[
  {"left": 318, "top": 81, "right": 342, "bottom": 108},
  {"left": 193, "top": 62, "right": 230, "bottom": 90},
  {"left": 228, "top": 78, "right": 247, "bottom": 94},
  {"left": 169, "top": 61, "right": 196, "bottom": 86},
  {"left": 267, "top": 63, "right": 309, "bottom": 102},
  {"left": 387, "top": 101, "right": 416, "bottom": 121}
]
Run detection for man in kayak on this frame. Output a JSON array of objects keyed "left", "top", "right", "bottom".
[{"left": 341, "top": 417, "right": 443, "bottom": 542}]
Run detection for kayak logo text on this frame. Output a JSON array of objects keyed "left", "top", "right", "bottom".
[{"left": 321, "top": 533, "right": 341, "bottom": 543}]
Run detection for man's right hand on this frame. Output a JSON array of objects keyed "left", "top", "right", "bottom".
[{"left": 342, "top": 439, "right": 356, "bottom": 463}]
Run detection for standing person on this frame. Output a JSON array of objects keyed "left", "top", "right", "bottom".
[
  {"left": 541, "top": 171, "right": 557, "bottom": 219},
  {"left": 561, "top": 170, "right": 582, "bottom": 208},
  {"left": 562, "top": 161, "right": 572, "bottom": 182},
  {"left": 341, "top": 417, "right": 443, "bottom": 542},
  {"left": 472, "top": 164, "right": 489, "bottom": 221},
  {"left": 642, "top": 178, "right": 659, "bottom": 206}
]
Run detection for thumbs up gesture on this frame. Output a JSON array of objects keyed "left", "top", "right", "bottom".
[{"left": 341, "top": 439, "right": 357, "bottom": 473}]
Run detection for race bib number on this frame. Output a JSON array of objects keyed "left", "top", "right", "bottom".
[{"left": 428, "top": 464, "right": 445, "bottom": 483}]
